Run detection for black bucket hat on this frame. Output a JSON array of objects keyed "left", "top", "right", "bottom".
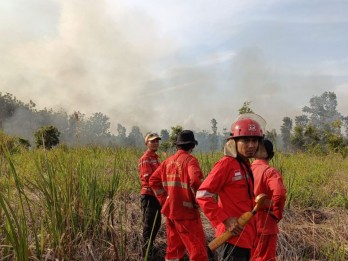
[{"left": 176, "top": 130, "right": 198, "bottom": 146}]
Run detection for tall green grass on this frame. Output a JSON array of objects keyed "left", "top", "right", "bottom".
[
  {"left": 272, "top": 152, "right": 348, "bottom": 209},
  {"left": 0, "top": 146, "right": 346, "bottom": 260},
  {"left": 0, "top": 146, "right": 141, "bottom": 260}
]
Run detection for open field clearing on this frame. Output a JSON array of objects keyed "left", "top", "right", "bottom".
[{"left": 0, "top": 147, "right": 347, "bottom": 260}]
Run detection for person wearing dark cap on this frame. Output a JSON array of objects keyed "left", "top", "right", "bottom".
[
  {"left": 149, "top": 130, "right": 208, "bottom": 261},
  {"left": 138, "top": 133, "right": 162, "bottom": 259},
  {"left": 251, "top": 139, "right": 287, "bottom": 261}
]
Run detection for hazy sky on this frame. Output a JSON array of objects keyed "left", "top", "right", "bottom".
[{"left": 1, "top": 0, "right": 347, "bottom": 134}]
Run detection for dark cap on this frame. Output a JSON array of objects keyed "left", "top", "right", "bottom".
[{"left": 176, "top": 130, "right": 198, "bottom": 146}]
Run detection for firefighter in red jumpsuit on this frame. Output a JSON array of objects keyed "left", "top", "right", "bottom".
[
  {"left": 197, "top": 117, "right": 264, "bottom": 261},
  {"left": 251, "top": 139, "right": 286, "bottom": 261},
  {"left": 149, "top": 130, "right": 208, "bottom": 261},
  {"left": 138, "top": 133, "right": 162, "bottom": 259}
]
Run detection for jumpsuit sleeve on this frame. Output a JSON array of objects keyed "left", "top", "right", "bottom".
[
  {"left": 187, "top": 157, "right": 204, "bottom": 193},
  {"left": 139, "top": 156, "right": 153, "bottom": 185},
  {"left": 149, "top": 165, "right": 167, "bottom": 206},
  {"left": 267, "top": 168, "right": 287, "bottom": 221},
  {"left": 196, "top": 159, "right": 230, "bottom": 227}
]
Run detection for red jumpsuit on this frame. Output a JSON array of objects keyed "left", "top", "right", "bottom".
[
  {"left": 196, "top": 156, "right": 256, "bottom": 254},
  {"left": 139, "top": 150, "right": 161, "bottom": 196},
  {"left": 251, "top": 159, "right": 287, "bottom": 261},
  {"left": 149, "top": 150, "right": 207, "bottom": 261},
  {"left": 138, "top": 150, "right": 162, "bottom": 257}
]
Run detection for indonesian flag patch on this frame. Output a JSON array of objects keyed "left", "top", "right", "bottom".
[{"left": 234, "top": 170, "right": 241, "bottom": 176}]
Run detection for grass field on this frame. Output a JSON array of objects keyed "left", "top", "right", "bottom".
[{"left": 0, "top": 146, "right": 347, "bottom": 260}]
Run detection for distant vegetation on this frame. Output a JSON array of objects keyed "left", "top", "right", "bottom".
[{"left": 1, "top": 91, "right": 347, "bottom": 155}]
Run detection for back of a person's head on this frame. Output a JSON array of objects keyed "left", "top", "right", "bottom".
[{"left": 263, "top": 139, "right": 274, "bottom": 160}]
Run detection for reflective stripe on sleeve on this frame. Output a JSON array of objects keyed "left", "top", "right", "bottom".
[
  {"left": 154, "top": 189, "right": 166, "bottom": 195},
  {"left": 196, "top": 190, "right": 215, "bottom": 199},
  {"left": 232, "top": 174, "right": 249, "bottom": 181},
  {"left": 138, "top": 159, "right": 158, "bottom": 166},
  {"left": 162, "top": 181, "right": 189, "bottom": 189},
  {"left": 183, "top": 201, "right": 194, "bottom": 208}
]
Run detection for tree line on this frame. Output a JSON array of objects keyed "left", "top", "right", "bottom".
[
  {"left": 0, "top": 91, "right": 347, "bottom": 155},
  {"left": 280, "top": 91, "right": 348, "bottom": 156},
  {"left": 0, "top": 92, "right": 226, "bottom": 152}
]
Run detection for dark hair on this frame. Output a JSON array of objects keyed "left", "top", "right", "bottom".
[{"left": 263, "top": 139, "right": 274, "bottom": 160}]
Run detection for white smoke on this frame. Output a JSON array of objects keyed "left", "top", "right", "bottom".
[{"left": 1, "top": 0, "right": 347, "bottom": 137}]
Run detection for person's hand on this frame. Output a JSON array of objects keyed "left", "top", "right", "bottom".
[{"left": 223, "top": 217, "right": 244, "bottom": 236}]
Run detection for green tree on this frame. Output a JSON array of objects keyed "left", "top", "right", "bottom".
[
  {"left": 85, "top": 112, "right": 111, "bottom": 138},
  {"left": 238, "top": 101, "right": 254, "bottom": 115},
  {"left": 160, "top": 129, "right": 170, "bottom": 142},
  {"left": 280, "top": 117, "right": 292, "bottom": 151},
  {"left": 169, "top": 126, "right": 183, "bottom": 146},
  {"left": 303, "top": 124, "right": 320, "bottom": 149},
  {"left": 160, "top": 126, "right": 183, "bottom": 151},
  {"left": 291, "top": 125, "right": 305, "bottom": 151},
  {"left": 303, "top": 91, "right": 342, "bottom": 134},
  {"left": 325, "top": 120, "right": 346, "bottom": 155},
  {"left": 265, "top": 129, "right": 277, "bottom": 143},
  {"left": 115, "top": 123, "right": 128, "bottom": 147},
  {"left": 34, "top": 125, "right": 60, "bottom": 149},
  {"left": 128, "top": 126, "right": 143, "bottom": 148},
  {"left": 209, "top": 118, "right": 219, "bottom": 151},
  {"left": 343, "top": 116, "right": 348, "bottom": 137}
]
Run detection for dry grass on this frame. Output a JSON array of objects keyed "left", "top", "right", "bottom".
[
  {"left": 65, "top": 195, "right": 347, "bottom": 261},
  {"left": 277, "top": 208, "right": 348, "bottom": 261}
]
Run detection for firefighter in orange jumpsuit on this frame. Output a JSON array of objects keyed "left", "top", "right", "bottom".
[
  {"left": 197, "top": 117, "right": 264, "bottom": 261},
  {"left": 251, "top": 139, "right": 286, "bottom": 261},
  {"left": 138, "top": 133, "right": 162, "bottom": 259},
  {"left": 149, "top": 130, "right": 208, "bottom": 261}
]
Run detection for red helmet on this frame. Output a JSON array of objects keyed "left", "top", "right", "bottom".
[{"left": 230, "top": 118, "right": 263, "bottom": 138}]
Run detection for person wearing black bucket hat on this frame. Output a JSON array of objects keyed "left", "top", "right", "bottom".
[
  {"left": 251, "top": 139, "right": 286, "bottom": 261},
  {"left": 149, "top": 130, "right": 208, "bottom": 261},
  {"left": 175, "top": 130, "right": 198, "bottom": 146}
]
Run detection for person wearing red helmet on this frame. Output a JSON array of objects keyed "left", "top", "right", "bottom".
[
  {"left": 251, "top": 139, "right": 286, "bottom": 261},
  {"left": 149, "top": 130, "right": 208, "bottom": 261},
  {"left": 138, "top": 133, "right": 162, "bottom": 259},
  {"left": 197, "top": 116, "right": 264, "bottom": 261}
]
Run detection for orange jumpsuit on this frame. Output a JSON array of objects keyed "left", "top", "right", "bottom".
[
  {"left": 197, "top": 156, "right": 256, "bottom": 259},
  {"left": 251, "top": 159, "right": 286, "bottom": 261},
  {"left": 138, "top": 150, "right": 162, "bottom": 257},
  {"left": 139, "top": 150, "right": 161, "bottom": 197},
  {"left": 149, "top": 149, "right": 207, "bottom": 261}
]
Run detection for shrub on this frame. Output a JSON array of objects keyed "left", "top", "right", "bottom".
[{"left": 34, "top": 125, "right": 60, "bottom": 149}]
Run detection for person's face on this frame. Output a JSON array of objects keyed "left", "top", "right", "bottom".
[
  {"left": 236, "top": 137, "right": 259, "bottom": 159},
  {"left": 146, "top": 139, "right": 160, "bottom": 152}
]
